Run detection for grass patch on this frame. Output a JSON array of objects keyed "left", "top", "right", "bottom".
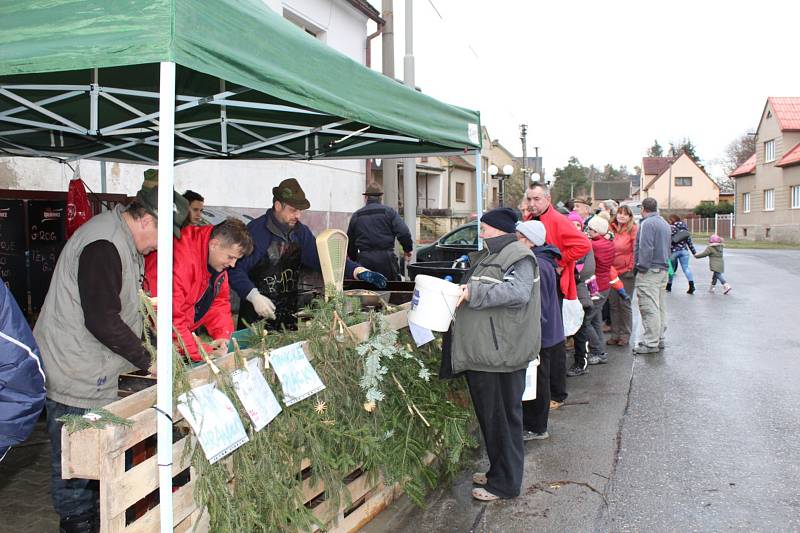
[{"left": 691, "top": 233, "right": 800, "bottom": 250}]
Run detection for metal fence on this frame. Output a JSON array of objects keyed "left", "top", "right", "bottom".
[{"left": 686, "top": 214, "right": 734, "bottom": 239}]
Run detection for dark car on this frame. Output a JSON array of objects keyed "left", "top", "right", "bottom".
[{"left": 415, "top": 222, "right": 478, "bottom": 263}]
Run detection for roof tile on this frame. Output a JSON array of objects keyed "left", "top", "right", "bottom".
[
  {"left": 769, "top": 97, "right": 800, "bottom": 131},
  {"left": 729, "top": 154, "right": 756, "bottom": 177},
  {"left": 776, "top": 142, "right": 800, "bottom": 168}
]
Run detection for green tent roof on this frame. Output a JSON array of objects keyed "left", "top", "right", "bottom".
[{"left": 0, "top": 0, "right": 481, "bottom": 163}]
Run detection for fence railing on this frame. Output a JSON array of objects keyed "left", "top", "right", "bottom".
[{"left": 686, "top": 214, "right": 734, "bottom": 239}]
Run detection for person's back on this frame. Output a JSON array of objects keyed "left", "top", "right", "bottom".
[{"left": 591, "top": 236, "right": 615, "bottom": 291}]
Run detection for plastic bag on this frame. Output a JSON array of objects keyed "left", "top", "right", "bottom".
[
  {"left": 522, "top": 357, "right": 540, "bottom": 401},
  {"left": 561, "top": 298, "right": 584, "bottom": 337},
  {"left": 66, "top": 165, "right": 92, "bottom": 237}
]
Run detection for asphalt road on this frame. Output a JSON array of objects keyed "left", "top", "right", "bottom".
[{"left": 365, "top": 248, "right": 800, "bottom": 532}]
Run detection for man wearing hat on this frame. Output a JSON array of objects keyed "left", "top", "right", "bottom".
[
  {"left": 449, "top": 207, "right": 540, "bottom": 502},
  {"left": 229, "top": 178, "right": 387, "bottom": 331},
  {"left": 33, "top": 169, "right": 188, "bottom": 533},
  {"left": 346, "top": 182, "right": 413, "bottom": 280}
]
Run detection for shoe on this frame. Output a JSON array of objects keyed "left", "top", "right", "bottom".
[
  {"left": 665, "top": 282, "right": 672, "bottom": 292},
  {"left": 618, "top": 337, "right": 629, "bottom": 346},
  {"left": 59, "top": 513, "right": 96, "bottom": 533},
  {"left": 566, "top": 365, "right": 587, "bottom": 377},
  {"left": 723, "top": 284, "right": 732, "bottom": 294},
  {"left": 602, "top": 323, "right": 612, "bottom": 333},
  {"left": 709, "top": 285, "right": 716, "bottom": 293},
  {"left": 687, "top": 281, "right": 695, "bottom": 294},
  {"left": 549, "top": 400, "right": 564, "bottom": 410},
  {"left": 658, "top": 340, "right": 666, "bottom": 349},
  {"left": 523, "top": 430, "right": 549, "bottom": 441},
  {"left": 472, "top": 472, "right": 487, "bottom": 485},
  {"left": 606, "top": 337, "right": 621, "bottom": 346},
  {"left": 472, "top": 487, "right": 501, "bottom": 501},
  {"left": 587, "top": 352, "right": 608, "bottom": 365},
  {"left": 632, "top": 344, "right": 660, "bottom": 354}
]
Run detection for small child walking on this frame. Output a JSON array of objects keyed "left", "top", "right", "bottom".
[{"left": 693, "top": 234, "right": 732, "bottom": 294}]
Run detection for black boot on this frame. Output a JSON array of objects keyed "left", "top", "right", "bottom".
[
  {"left": 666, "top": 281, "right": 672, "bottom": 292},
  {"left": 59, "top": 512, "right": 97, "bottom": 533},
  {"left": 687, "top": 281, "right": 695, "bottom": 294}
]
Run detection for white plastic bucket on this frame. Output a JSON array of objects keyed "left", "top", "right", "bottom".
[{"left": 407, "top": 274, "right": 462, "bottom": 332}]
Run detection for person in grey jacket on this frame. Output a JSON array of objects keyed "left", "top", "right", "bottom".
[
  {"left": 450, "top": 207, "right": 540, "bottom": 502},
  {"left": 633, "top": 197, "right": 671, "bottom": 354}
]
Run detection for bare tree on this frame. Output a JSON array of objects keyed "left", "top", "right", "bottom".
[{"left": 721, "top": 132, "right": 756, "bottom": 175}]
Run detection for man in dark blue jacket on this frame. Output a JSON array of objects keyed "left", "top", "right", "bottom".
[
  {"left": 516, "top": 221, "right": 565, "bottom": 441},
  {"left": 346, "top": 182, "right": 413, "bottom": 280},
  {"left": 0, "top": 280, "right": 46, "bottom": 461},
  {"left": 229, "top": 178, "right": 386, "bottom": 331}
]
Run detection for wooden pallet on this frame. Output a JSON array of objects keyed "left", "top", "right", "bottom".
[{"left": 61, "top": 307, "right": 411, "bottom": 532}]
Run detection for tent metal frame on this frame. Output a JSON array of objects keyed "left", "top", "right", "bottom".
[{"left": 0, "top": 81, "right": 430, "bottom": 165}]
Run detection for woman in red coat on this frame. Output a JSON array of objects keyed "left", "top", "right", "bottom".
[{"left": 607, "top": 205, "right": 638, "bottom": 346}]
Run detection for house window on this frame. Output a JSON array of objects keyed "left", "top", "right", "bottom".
[
  {"left": 283, "top": 9, "right": 326, "bottom": 40},
  {"left": 743, "top": 192, "right": 750, "bottom": 213},
  {"left": 675, "top": 176, "right": 692, "bottom": 187},
  {"left": 792, "top": 186, "right": 800, "bottom": 209},
  {"left": 455, "top": 182, "right": 465, "bottom": 203},
  {"left": 765, "top": 140, "right": 775, "bottom": 163},
  {"left": 764, "top": 189, "right": 774, "bottom": 211}
]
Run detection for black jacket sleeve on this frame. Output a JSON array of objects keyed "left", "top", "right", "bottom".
[
  {"left": 390, "top": 209, "right": 413, "bottom": 252},
  {"left": 77, "top": 240, "right": 151, "bottom": 371}
]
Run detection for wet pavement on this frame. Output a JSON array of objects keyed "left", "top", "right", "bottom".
[
  {"left": 364, "top": 249, "right": 800, "bottom": 532},
  {"left": 2, "top": 249, "right": 798, "bottom": 532}
]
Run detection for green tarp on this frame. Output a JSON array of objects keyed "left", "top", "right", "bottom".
[{"left": 0, "top": 0, "right": 480, "bottom": 163}]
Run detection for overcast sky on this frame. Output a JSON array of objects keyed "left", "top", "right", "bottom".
[{"left": 367, "top": 0, "right": 800, "bottom": 179}]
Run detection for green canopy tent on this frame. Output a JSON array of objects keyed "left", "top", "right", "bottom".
[{"left": 0, "top": 1, "right": 482, "bottom": 530}]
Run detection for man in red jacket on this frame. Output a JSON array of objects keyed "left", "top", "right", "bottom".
[
  {"left": 523, "top": 182, "right": 590, "bottom": 300},
  {"left": 144, "top": 218, "right": 254, "bottom": 361}
]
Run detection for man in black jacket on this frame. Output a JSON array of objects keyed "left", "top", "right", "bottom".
[{"left": 346, "top": 182, "right": 413, "bottom": 280}]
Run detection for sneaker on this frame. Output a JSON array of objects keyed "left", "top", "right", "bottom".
[
  {"left": 723, "top": 284, "right": 732, "bottom": 294},
  {"left": 709, "top": 285, "right": 716, "bottom": 293},
  {"left": 587, "top": 352, "right": 608, "bottom": 365},
  {"left": 523, "top": 430, "right": 550, "bottom": 441},
  {"left": 566, "top": 365, "right": 587, "bottom": 377},
  {"left": 549, "top": 400, "right": 564, "bottom": 410},
  {"left": 632, "top": 344, "right": 660, "bottom": 354}
]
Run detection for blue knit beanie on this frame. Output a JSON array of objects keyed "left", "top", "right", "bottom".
[{"left": 481, "top": 207, "right": 518, "bottom": 233}]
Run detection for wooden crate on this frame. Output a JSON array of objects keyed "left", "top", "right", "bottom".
[{"left": 61, "top": 308, "right": 412, "bottom": 532}]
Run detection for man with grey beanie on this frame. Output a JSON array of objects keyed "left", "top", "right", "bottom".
[{"left": 516, "top": 221, "right": 564, "bottom": 441}]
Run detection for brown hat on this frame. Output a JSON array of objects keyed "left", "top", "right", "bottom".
[
  {"left": 363, "top": 182, "right": 383, "bottom": 196},
  {"left": 136, "top": 169, "right": 190, "bottom": 239},
  {"left": 272, "top": 178, "right": 310, "bottom": 210},
  {"left": 574, "top": 196, "right": 593, "bottom": 207}
]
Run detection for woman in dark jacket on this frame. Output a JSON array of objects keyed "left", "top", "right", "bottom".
[{"left": 667, "top": 214, "right": 697, "bottom": 293}]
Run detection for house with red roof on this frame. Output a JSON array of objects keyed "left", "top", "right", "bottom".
[
  {"left": 639, "top": 153, "right": 719, "bottom": 210},
  {"left": 730, "top": 97, "right": 800, "bottom": 243}
]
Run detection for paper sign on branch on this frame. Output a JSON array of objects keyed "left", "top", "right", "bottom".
[
  {"left": 269, "top": 342, "right": 326, "bottom": 406},
  {"left": 177, "top": 383, "right": 249, "bottom": 464},
  {"left": 231, "top": 358, "right": 282, "bottom": 431}
]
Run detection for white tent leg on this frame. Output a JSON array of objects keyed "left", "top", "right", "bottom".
[
  {"left": 156, "top": 60, "right": 176, "bottom": 533},
  {"left": 475, "top": 150, "right": 483, "bottom": 251}
]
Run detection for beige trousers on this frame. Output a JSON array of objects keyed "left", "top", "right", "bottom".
[{"left": 635, "top": 269, "right": 667, "bottom": 348}]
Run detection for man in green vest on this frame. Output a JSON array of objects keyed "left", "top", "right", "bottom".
[
  {"left": 34, "top": 171, "right": 188, "bottom": 533},
  {"left": 450, "top": 207, "right": 541, "bottom": 502}
]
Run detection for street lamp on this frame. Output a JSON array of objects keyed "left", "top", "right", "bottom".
[{"left": 489, "top": 163, "right": 515, "bottom": 207}]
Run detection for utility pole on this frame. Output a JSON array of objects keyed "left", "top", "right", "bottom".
[
  {"left": 381, "top": 0, "right": 399, "bottom": 210},
  {"left": 402, "top": 0, "right": 416, "bottom": 239},
  {"left": 520, "top": 124, "right": 528, "bottom": 191}
]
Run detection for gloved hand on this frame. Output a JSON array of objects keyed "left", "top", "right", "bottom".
[
  {"left": 618, "top": 288, "right": 630, "bottom": 301},
  {"left": 247, "top": 288, "right": 276, "bottom": 320},
  {"left": 356, "top": 269, "right": 387, "bottom": 289}
]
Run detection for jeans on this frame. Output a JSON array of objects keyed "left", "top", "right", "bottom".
[
  {"left": 46, "top": 399, "right": 100, "bottom": 521},
  {"left": 585, "top": 290, "right": 609, "bottom": 355},
  {"left": 712, "top": 272, "right": 727, "bottom": 285},
  {"left": 635, "top": 269, "right": 668, "bottom": 349},
  {"left": 669, "top": 249, "right": 694, "bottom": 283}
]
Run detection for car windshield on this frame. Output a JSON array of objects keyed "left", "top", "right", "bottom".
[
  {"left": 623, "top": 203, "right": 641, "bottom": 216},
  {"left": 441, "top": 224, "right": 478, "bottom": 246}
]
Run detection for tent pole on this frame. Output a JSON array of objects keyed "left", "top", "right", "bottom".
[
  {"left": 475, "top": 149, "right": 483, "bottom": 251},
  {"left": 156, "top": 60, "right": 176, "bottom": 533}
]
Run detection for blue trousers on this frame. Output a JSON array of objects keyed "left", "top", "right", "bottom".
[
  {"left": 46, "top": 399, "right": 99, "bottom": 520},
  {"left": 669, "top": 249, "right": 694, "bottom": 282},
  {"left": 712, "top": 272, "right": 728, "bottom": 285}
]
